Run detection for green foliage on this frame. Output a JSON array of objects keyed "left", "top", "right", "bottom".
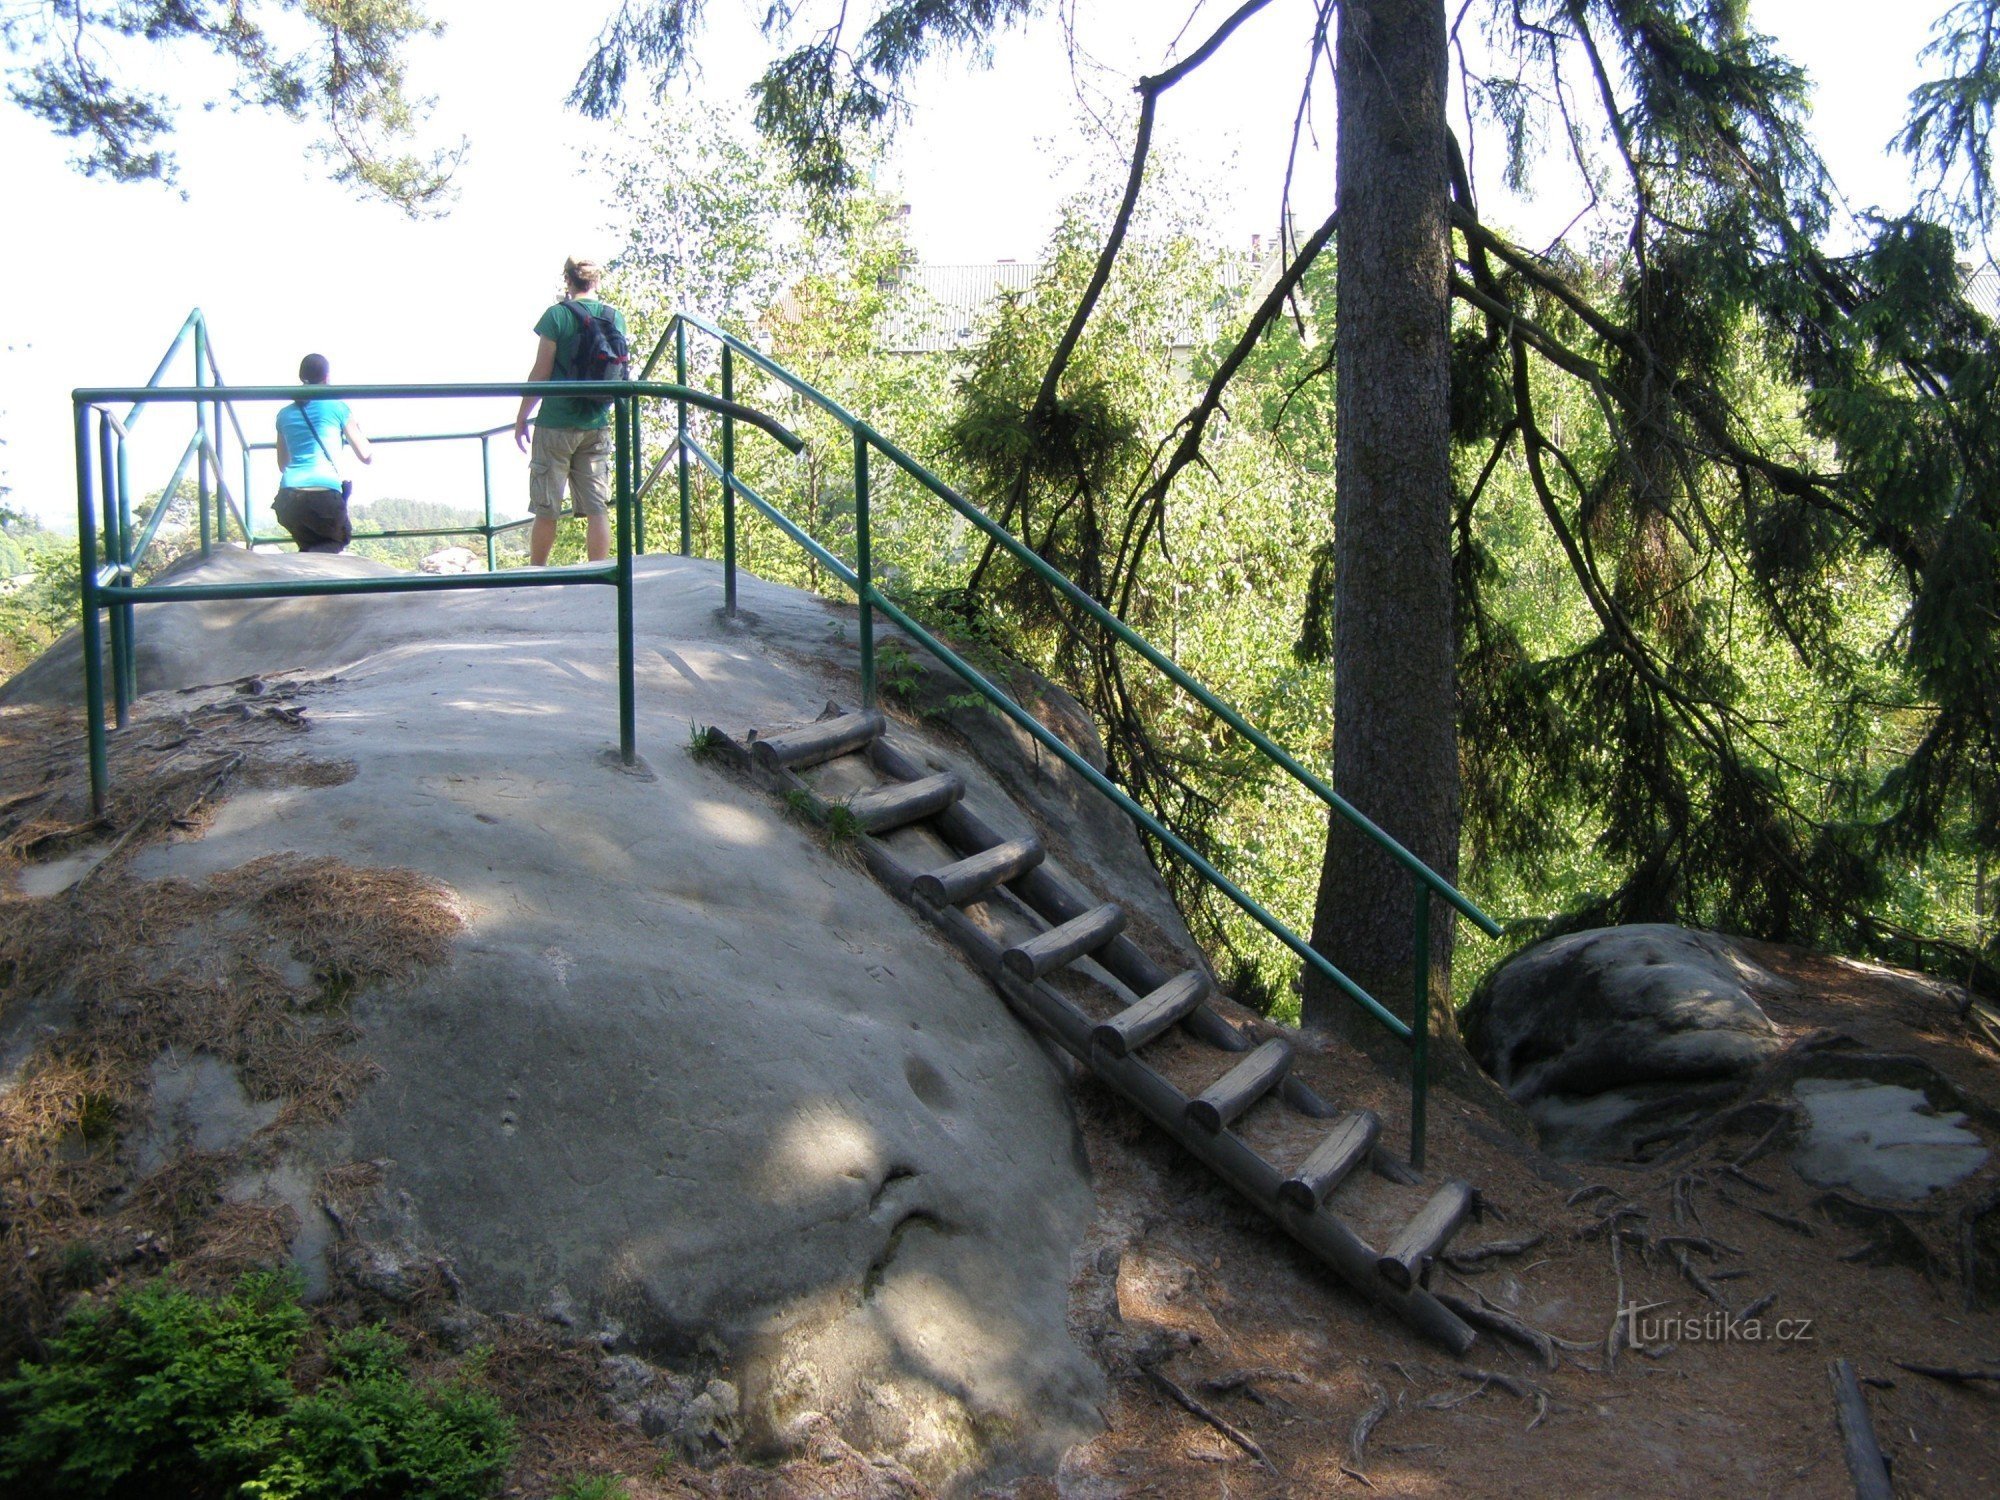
[
  {"left": 572, "top": 0, "right": 1040, "bottom": 194},
  {"left": 0, "top": 509, "right": 79, "bottom": 685},
  {"left": 685, "top": 722, "right": 718, "bottom": 759},
  {"left": 243, "top": 1327, "right": 511, "bottom": 1500},
  {"left": 552, "top": 1478, "right": 630, "bottom": 1500},
  {"left": 0, "top": 1273, "right": 513, "bottom": 1500},
  {"left": 1, "top": 1, "right": 462, "bottom": 214}
]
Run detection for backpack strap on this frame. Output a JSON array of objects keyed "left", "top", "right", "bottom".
[{"left": 293, "top": 399, "right": 340, "bottom": 471}]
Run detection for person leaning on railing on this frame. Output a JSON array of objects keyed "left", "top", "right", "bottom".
[
  {"left": 512, "top": 257, "right": 628, "bottom": 566},
  {"left": 272, "top": 353, "right": 372, "bottom": 554}
]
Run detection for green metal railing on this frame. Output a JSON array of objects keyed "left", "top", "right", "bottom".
[
  {"left": 104, "top": 312, "right": 627, "bottom": 590},
  {"left": 646, "top": 311, "right": 1502, "bottom": 1166},
  {"left": 75, "top": 354, "right": 804, "bottom": 823}
]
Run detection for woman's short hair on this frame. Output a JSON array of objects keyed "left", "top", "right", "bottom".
[
  {"left": 299, "top": 353, "right": 330, "bottom": 384},
  {"left": 562, "top": 258, "right": 603, "bottom": 292}
]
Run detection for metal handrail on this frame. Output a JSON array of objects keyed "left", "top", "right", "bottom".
[
  {"left": 651, "top": 312, "right": 1500, "bottom": 1165},
  {"left": 73, "top": 342, "right": 806, "bottom": 830}
]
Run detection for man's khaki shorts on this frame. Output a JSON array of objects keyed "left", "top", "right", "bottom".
[{"left": 528, "top": 425, "right": 611, "bottom": 520}]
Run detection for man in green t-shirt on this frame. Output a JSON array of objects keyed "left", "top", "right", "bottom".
[{"left": 513, "top": 257, "right": 629, "bottom": 565}]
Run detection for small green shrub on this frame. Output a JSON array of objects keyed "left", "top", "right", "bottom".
[
  {"left": 553, "top": 1476, "right": 631, "bottom": 1500},
  {"left": 0, "top": 1270, "right": 305, "bottom": 1497},
  {"left": 0, "top": 1273, "right": 514, "bottom": 1500},
  {"left": 686, "top": 722, "right": 718, "bottom": 759}
]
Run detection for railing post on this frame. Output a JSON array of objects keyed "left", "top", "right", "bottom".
[
  {"left": 1410, "top": 886, "right": 1432, "bottom": 1170},
  {"left": 722, "top": 345, "right": 737, "bottom": 615},
  {"left": 194, "top": 321, "right": 212, "bottom": 557},
  {"left": 630, "top": 394, "right": 647, "bottom": 555},
  {"left": 76, "top": 406, "right": 108, "bottom": 816},
  {"left": 99, "top": 417, "right": 129, "bottom": 729},
  {"left": 855, "top": 429, "right": 875, "bottom": 708},
  {"left": 615, "top": 398, "right": 637, "bottom": 764},
  {"left": 675, "top": 320, "right": 691, "bottom": 557},
  {"left": 481, "top": 435, "right": 496, "bottom": 571},
  {"left": 116, "top": 431, "right": 137, "bottom": 710},
  {"left": 242, "top": 429, "right": 255, "bottom": 546}
]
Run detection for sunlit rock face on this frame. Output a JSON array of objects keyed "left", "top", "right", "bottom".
[{"left": 7, "top": 550, "right": 1107, "bottom": 1489}]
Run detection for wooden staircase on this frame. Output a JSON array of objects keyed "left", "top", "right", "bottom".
[{"left": 721, "top": 708, "right": 1481, "bottom": 1354}]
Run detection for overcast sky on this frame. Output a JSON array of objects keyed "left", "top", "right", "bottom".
[{"left": 0, "top": 1, "right": 1949, "bottom": 529}]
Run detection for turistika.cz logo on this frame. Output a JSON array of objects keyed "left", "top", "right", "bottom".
[{"left": 1621, "top": 1301, "right": 1815, "bottom": 1345}]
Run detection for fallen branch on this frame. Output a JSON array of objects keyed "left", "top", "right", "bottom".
[{"left": 1827, "top": 1358, "right": 1893, "bottom": 1500}]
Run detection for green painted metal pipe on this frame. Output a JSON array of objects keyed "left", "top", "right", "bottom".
[
  {"left": 862, "top": 419, "right": 1502, "bottom": 940},
  {"left": 855, "top": 429, "right": 875, "bottom": 710},
  {"left": 722, "top": 349, "right": 737, "bottom": 615},
  {"left": 631, "top": 396, "right": 647, "bottom": 556},
  {"left": 676, "top": 320, "right": 691, "bottom": 557},
  {"left": 98, "top": 566, "right": 615, "bottom": 605},
  {"left": 669, "top": 311, "right": 866, "bottom": 428},
  {"left": 867, "top": 590, "right": 1406, "bottom": 1037},
  {"left": 98, "top": 415, "right": 128, "bottom": 728},
  {"left": 121, "top": 310, "right": 201, "bottom": 432},
  {"left": 615, "top": 399, "right": 637, "bottom": 763},
  {"left": 116, "top": 431, "right": 138, "bottom": 711},
  {"left": 653, "top": 317, "right": 1493, "bottom": 936},
  {"left": 1411, "top": 890, "right": 1432, "bottom": 1168},
  {"left": 77, "top": 408, "right": 109, "bottom": 816},
  {"left": 79, "top": 384, "right": 805, "bottom": 456},
  {"left": 683, "top": 440, "right": 859, "bottom": 592},
  {"left": 194, "top": 323, "right": 212, "bottom": 558},
  {"left": 481, "top": 436, "right": 497, "bottom": 571}
]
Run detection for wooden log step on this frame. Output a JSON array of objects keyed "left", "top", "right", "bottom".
[
  {"left": 1185, "top": 1038, "right": 1294, "bottom": 1135},
  {"left": 911, "top": 836, "right": 1045, "bottom": 907},
  {"left": 1091, "top": 971, "right": 1210, "bottom": 1058},
  {"left": 843, "top": 771, "right": 964, "bottom": 834},
  {"left": 1278, "top": 1110, "right": 1381, "bottom": 1211},
  {"left": 1377, "top": 1179, "right": 1477, "bottom": 1291},
  {"left": 753, "top": 710, "right": 886, "bottom": 771},
  {"left": 1000, "top": 902, "right": 1127, "bottom": 981}
]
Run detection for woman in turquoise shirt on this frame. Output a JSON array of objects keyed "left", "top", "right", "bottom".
[{"left": 273, "top": 353, "right": 372, "bottom": 553}]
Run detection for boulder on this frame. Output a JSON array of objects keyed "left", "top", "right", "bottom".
[{"left": 1462, "top": 925, "right": 1788, "bottom": 1157}]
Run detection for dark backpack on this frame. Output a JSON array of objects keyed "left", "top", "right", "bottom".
[{"left": 557, "top": 298, "right": 630, "bottom": 386}]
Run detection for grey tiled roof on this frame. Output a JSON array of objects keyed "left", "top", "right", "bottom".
[{"left": 1964, "top": 263, "right": 2000, "bottom": 319}]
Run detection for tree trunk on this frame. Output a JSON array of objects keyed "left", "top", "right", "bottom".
[{"left": 1302, "top": 0, "right": 1459, "bottom": 1044}]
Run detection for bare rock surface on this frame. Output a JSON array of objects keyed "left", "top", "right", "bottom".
[{"left": 3, "top": 548, "right": 1142, "bottom": 1490}]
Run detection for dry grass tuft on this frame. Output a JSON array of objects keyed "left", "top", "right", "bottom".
[{"left": 0, "top": 684, "right": 465, "bottom": 1356}]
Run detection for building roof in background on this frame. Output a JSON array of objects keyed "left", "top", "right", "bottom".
[{"left": 1964, "top": 263, "right": 2000, "bottom": 319}]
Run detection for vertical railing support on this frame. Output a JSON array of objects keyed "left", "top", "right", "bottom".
[
  {"left": 481, "top": 435, "right": 497, "bottom": 571},
  {"left": 194, "top": 321, "right": 212, "bottom": 557},
  {"left": 116, "top": 432, "right": 137, "bottom": 711},
  {"left": 615, "top": 398, "right": 637, "bottom": 765},
  {"left": 630, "top": 394, "right": 647, "bottom": 556},
  {"left": 76, "top": 406, "right": 109, "bottom": 817},
  {"left": 722, "top": 346, "right": 737, "bottom": 615},
  {"left": 675, "top": 320, "right": 691, "bottom": 557},
  {"left": 241, "top": 431, "right": 255, "bottom": 546},
  {"left": 1410, "top": 886, "right": 1432, "bottom": 1170},
  {"left": 98, "top": 417, "right": 129, "bottom": 729},
  {"left": 855, "top": 429, "right": 875, "bottom": 709}
]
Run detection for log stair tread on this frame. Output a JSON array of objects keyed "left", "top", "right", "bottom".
[{"left": 729, "top": 708, "right": 1484, "bottom": 1354}]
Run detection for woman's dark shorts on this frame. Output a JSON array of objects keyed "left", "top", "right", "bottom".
[{"left": 273, "top": 486, "right": 352, "bottom": 554}]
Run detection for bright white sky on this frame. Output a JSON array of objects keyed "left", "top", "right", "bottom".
[{"left": 0, "top": 1, "right": 1950, "bottom": 529}]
